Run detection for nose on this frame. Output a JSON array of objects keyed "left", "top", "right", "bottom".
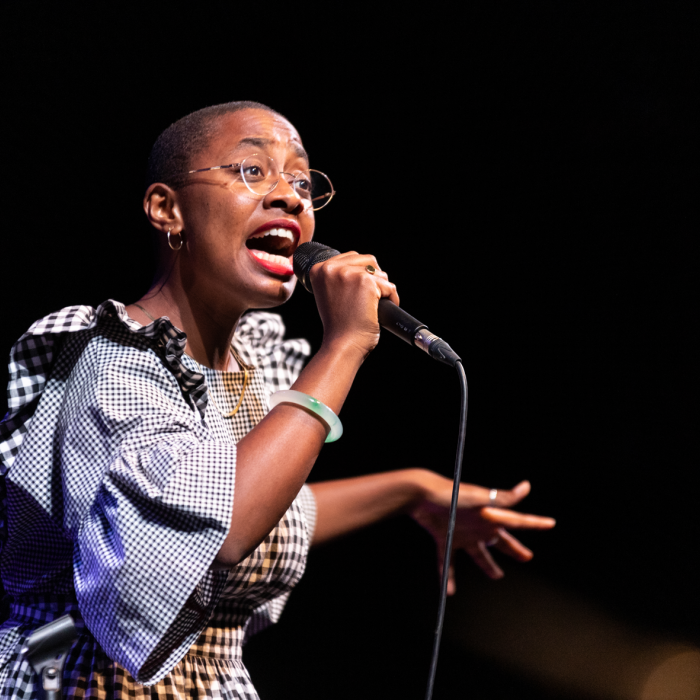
[{"left": 264, "top": 173, "right": 305, "bottom": 215}]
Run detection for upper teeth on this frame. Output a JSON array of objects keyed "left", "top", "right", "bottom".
[{"left": 249, "top": 228, "right": 295, "bottom": 241}]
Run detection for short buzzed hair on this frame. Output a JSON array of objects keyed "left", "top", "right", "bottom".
[{"left": 146, "top": 100, "right": 284, "bottom": 188}]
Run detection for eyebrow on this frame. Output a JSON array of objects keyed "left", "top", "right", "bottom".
[{"left": 234, "top": 137, "right": 309, "bottom": 163}]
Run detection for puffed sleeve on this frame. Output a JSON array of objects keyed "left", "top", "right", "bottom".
[
  {"left": 63, "top": 335, "right": 236, "bottom": 683},
  {"left": 233, "top": 311, "right": 311, "bottom": 395}
]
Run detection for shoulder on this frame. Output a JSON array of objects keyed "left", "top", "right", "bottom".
[
  {"left": 233, "top": 312, "right": 311, "bottom": 393},
  {"left": 10, "top": 300, "right": 181, "bottom": 384},
  {"left": 235, "top": 311, "right": 311, "bottom": 362},
  {"left": 22, "top": 300, "right": 142, "bottom": 335},
  {"left": 235, "top": 311, "right": 290, "bottom": 349},
  {"left": 1, "top": 301, "right": 207, "bottom": 470}
]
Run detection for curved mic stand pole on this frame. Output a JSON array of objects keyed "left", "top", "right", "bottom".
[
  {"left": 293, "top": 241, "right": 469, "bottom": 697},
  {"left": 424, "top": 361, "right": 468, "bottom": 700},
  {"left": 21, "top": 614, "right": 77, "bottom": 700}
]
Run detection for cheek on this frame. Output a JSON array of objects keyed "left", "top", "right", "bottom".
[
  {"left": 207, "top": 190, "right": 252, "bottom": 229},
  {"left": 183, "top": 189, "right": 256, "bottom": 251},
  {"left": 300, "top": 211, "right": 316, "bottom": 243}
]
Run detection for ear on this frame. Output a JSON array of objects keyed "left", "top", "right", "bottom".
[{"left": 143, "top": 183, "right": 184, "bottom": 234}]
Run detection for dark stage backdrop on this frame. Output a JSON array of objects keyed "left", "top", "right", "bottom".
[{"left": 2, "top": 5, "right": 697, "bottom": 699}]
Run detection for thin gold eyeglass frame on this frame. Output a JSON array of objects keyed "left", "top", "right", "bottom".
[{"left": 187, "top": 154, "right": 335, "bottom": 211}]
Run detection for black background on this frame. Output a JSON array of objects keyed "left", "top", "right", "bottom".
[{"left": 1, "top": 4, "right": 697, "bottom": 699}]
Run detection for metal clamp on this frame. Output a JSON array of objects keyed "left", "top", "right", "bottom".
[{"left": 21, "top": 614, "right": 77, "bottom": 700}]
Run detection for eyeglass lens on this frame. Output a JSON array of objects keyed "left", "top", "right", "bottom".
[{"left": 239, "top": 155, "right": 334, "bottom": 211}]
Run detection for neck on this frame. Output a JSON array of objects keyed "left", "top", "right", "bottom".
[{"left": 131, "top": 273, "right": 246, "bottom": 372}]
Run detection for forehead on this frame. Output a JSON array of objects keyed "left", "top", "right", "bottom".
[{"left": 201, "top": 109, "right": 307, "bottom": 166}]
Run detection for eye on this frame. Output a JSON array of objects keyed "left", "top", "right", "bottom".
[
  {"left": 239, "top": 155, "right": 272, "bottom": 183},
  {"left": 294, "top": 173, "right": 312, "bottom": 194},
  {"left": 243, "top": 164, "right": 267, "bottom": 180}
]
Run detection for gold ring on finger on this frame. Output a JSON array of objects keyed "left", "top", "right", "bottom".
[{"left": 365, "top": 265, "right": 376, "bottom": 275}]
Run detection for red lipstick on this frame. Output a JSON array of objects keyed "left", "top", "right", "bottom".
[
  {"left": 246, "top": 219, "right": 300, "bottom": 277},
  {"left": 247, "top": 219, "right": 301, "bottom": 240}
]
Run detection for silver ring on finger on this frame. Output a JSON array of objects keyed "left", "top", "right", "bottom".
[
  {"left": 488, "top": 488, "right": 498, "bottom": 506},
  {"left": 365, "top": 265, "right": 376, "bottom": 275},
  {"left": 486, "top": 536, "right": 499, "bottom": 547}
]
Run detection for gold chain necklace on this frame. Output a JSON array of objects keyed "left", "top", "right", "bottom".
[{"left": 134, "top": 303, "right": 249, "bottom": 418}]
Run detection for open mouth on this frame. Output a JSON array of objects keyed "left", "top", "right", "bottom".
[{"left": 245, "top": 224, "right": 299, "bottom": 275}]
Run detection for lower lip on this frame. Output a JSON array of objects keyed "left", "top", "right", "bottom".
[{"left": 248, "top": 249, "right": 295, "bottom": 277}]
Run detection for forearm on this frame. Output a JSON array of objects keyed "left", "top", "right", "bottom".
[
  {"left": 308, "top": 468, "right": 433, "bottom": 546},
  {"left": 216, "top": 340, "right": 367, "bottom": 565}
]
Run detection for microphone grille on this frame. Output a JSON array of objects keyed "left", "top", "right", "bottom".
[{"left": 293, "top": 242, "right": 341, "bottom": 293}]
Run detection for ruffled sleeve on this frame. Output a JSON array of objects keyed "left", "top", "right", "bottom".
[
  {"left": 69, "top": 342, "right": 236, "bottom": 682},
  {"left": 1, "top": 301, "right": 235, "bottom": 683},
  {"left": 232, "top": 312, "right": 311, "bottom": 395}
]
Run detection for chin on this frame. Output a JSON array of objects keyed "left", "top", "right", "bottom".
[{"left": 247, "top": 277, "right": 297, "bottom": 310}]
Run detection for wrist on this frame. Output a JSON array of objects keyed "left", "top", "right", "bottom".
[
  {"left": 393, "top": 468, "right": 435, "bottom": 512},
  {"left": 291, "top": 337, "right": 366, "bottom": 417},
  {"left": 403, "top": 468, "right": 448, "bottom": 512},
  {"left": 318, "top": 335, "right": 370, "bottom": 368}
]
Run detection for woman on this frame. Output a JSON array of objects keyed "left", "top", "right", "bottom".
[{"left": 0, "top": 101, "right": 555, "bottom": 698}]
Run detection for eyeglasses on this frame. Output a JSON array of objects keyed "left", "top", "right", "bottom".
[{"left": 187, "top": 154, "right": 335, "bottom": 211}]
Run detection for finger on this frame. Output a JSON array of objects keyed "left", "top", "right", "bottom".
[
  {"left": 334, "top": 252, "right": 383, "bottom": 273},
  {"left": 435, "top": 537, "right": 447, "bottom": 589},
  {"left": 447, "top": 564, "right": 456, "bottom": 596},
  {"left": 480, "top": 508, "right": 556, "bottom": 530},
  {"left": 319, "top": 259, "right": 398, "bottom": 305},
  {"left": 333, "top": 253, "right": 401, "bottom": 305},
  {"left": 374, "top": 278, "right": 400, "bottom": 306},
  {"left": 466, "top": 542, "right": 504, "bottom": 580},
  {"left": 503, "top": 480, "right": 531, "bottom": 505},
  {"left": 315, "top": 252, "right": 383, "bottom": 284},
  {"left": 457, "top": 480, "right": 531, "bottom": 509},
  {"left": 490, "top": 480, "right": 531, "bottom": 508},
  {"left": 493, "top": 528, "right": 534, "bottom": 562}
]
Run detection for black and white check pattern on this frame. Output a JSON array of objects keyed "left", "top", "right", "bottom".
[{"left": 0, "top": 300, "right": 314, "bottom": 699}]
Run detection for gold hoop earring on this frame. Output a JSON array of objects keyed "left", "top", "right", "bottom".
[{"left": 167, "top": 229, "right": 183, "bottom": 251}]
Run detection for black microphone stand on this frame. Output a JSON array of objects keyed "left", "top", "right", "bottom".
[
  {"left": 294, "top": 241, "right": 470, "bottom": 698},
  {"left": 21, "top": 614, "right": 77, "bottom": 700}
]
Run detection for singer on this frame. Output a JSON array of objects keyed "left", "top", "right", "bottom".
[{"left": 0, "top": 101, "right": 555, "bottom": 699}]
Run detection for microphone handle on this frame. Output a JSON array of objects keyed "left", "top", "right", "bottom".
[
  {"left": 378, "top": 299, "right": 461, "bottom": 367},
  {"left": 377, "top": 298, "right": 426, "bottom": 344},
  {"left": 292, "top": 241, "right": 460, "bottom": 367}
]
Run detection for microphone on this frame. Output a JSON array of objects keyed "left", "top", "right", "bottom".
[{"left": 293, "top": 241, "right": 461, "bottom": 367}]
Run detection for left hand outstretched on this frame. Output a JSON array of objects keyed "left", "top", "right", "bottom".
[{"left": 409, "top": 473, "right": 555, "bottom": 593}]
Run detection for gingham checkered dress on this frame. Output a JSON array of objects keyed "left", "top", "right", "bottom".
[{"left": 0, "top": 300, "right": 315, "bottom": 699}]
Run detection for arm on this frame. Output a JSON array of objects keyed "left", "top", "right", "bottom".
[
  {"left": 308, "top": 470, "right": 426, "bottom": 544},
  {"left": 217, "top": 252, "right": 400, "bottom": 565},
  {"left": 309, "top": 469, "right": 556, "bottom": 592}
]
